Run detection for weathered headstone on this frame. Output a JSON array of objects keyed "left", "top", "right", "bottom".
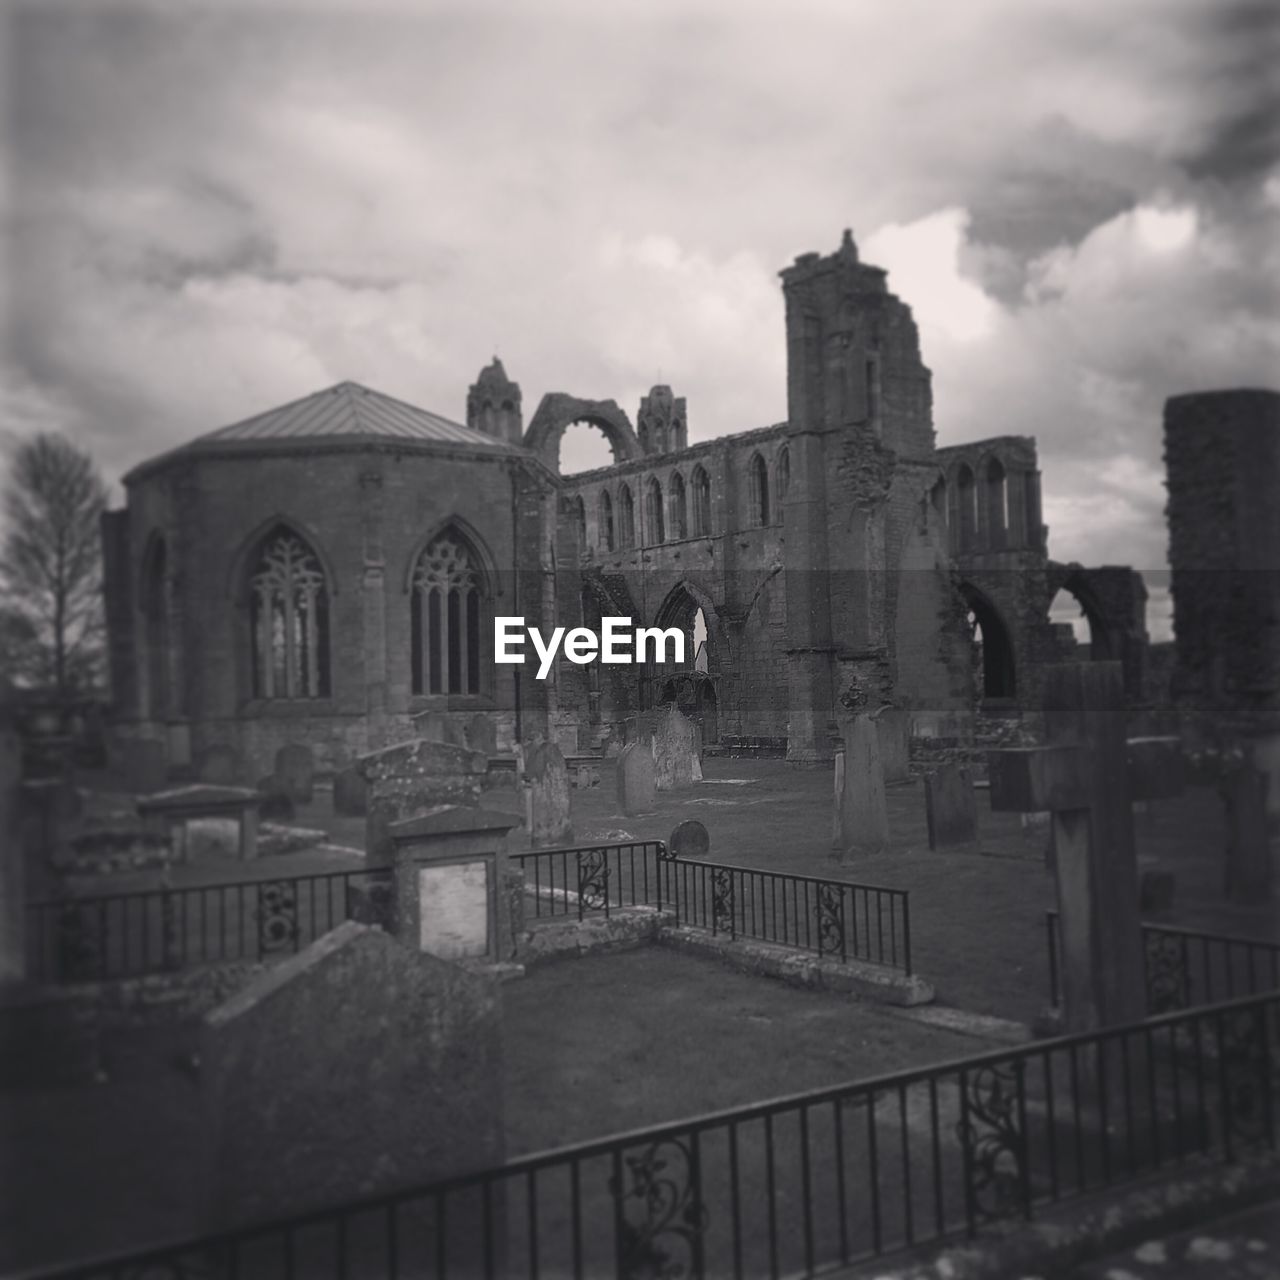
[
  {"left": 669, "top": 819, "right": 709, "bottom": 861},
  {"left": 332, "top": 766, "right": 368, "bottom": 817},
  {"left": 873, "top": 705, "right": 910, "bottom": 785},
  {"left": 274, "top": 743, "right": 315, "bottom": 805},
  {"left": 0, "top": 679, "right": 24, "bottom": 984},
  {"left": 988, "top": 664, "right": 1183, "bottom": 1032},
  {"left": 652, "top": 707, "right": 699, "bottom": 791},
  {"left": 616, "top": 742, "right": 656, "bottom": 816},
  {"left": 525, "top": 741, "right": 572, "bottom": 847},
  {"left": 196, "top": 744, "right": 241, "bottom": 786},
  {"left": 201, "top": 921, "right": 504, "bottom": 1230},
  {"left": 834, "top": 715, "right": 889, "bottom": 856},
  {"left": 357, "top": 738, "right": 488, "bottom": 866},
  {"left": 924, "top": 765, "right": 978, "bottom": 850}
]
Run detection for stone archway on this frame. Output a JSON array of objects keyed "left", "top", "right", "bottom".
[
  {"left": 1046, "top": 563, "right": 1116, "bottom": 661},
  {"left": 524, "top": 393, "right": 643, "bottom": 473},
  {"left": 958, "top": 581, "right": 1018, "bottom": 701}
]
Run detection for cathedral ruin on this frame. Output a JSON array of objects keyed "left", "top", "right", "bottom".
[{"left": 100, "top": 230, "right": 1149, "bottom": 776}]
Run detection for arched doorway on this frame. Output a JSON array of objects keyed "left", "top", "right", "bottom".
[
  {"left": 653, "top": 583, "right": 722, "bottom": 743},
  {"left": 959, "top": 583, "right": 1017, "bottom": 701},
  {"left": 1049, "top": 574, "right": 1114, "bottom": 661}
]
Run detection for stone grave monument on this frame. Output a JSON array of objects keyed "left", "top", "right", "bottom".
[
  {"left": 833, "top": 714, "right": 889, "bottom": 856},
  {"left": 387, "top": 805, "right": 521, "bottom": 966},
  {"left": 616, "top": 741, "right": 656, "bottom": 817},
  {"left": 924, "top": 765, "right": 979, "bottom": 850},
  {"left": 201, "top": 920, "right": 504, "bottom": 1230},
  {"left": 652, "top": 706, "right": 700, "bottom": 791},
  {"left": 274, "top": 743, "right": 315, "bottom": 805},
  {"left": 357, "top": 738, "right": 488, "bottom": 866},
  {"left": 525, "top": 741, "right": 572, "bottom": 846}
]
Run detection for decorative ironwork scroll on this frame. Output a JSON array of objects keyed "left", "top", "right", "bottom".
[
  {"left": 1144, "top": 930, "right": 1190, "bottom": 1014},
  {"left": 255, "top": 881, "right": 299, "bottom": 956},
  {"left": 710, "top": 867, "right": 734, "bottom": 935},
  {"left": 815, "top": 883, "right": 846, "bottom": 960},
  {"left": 957, "top": 1062, "right": 1027, "bottom": 1223},
  {"left": 1219, "top": 1007, "right": 1273, "bottom": 1147},
  {"left": 55, "top": 903, "right": 99, "bottom": 982},
  {"left": 577, "top": 848, "right": 611, "bottom": 912},
  {"left": 610, "top": 1138, "right": 708, "bottom": 1280},
  {"left": 345, "top": 872, "right": 394, "bottom": 930}
]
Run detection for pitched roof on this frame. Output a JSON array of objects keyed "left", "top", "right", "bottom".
[{"left": 192, "top": 380, "right": 523, "bottom": 450}]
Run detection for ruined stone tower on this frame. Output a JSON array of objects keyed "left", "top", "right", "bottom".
[
  {"left": 466, "top": 357, "right": 523, "bottom": 446},
  {"left": 636, "top": 384, "right": 687, "bottom": 455}
]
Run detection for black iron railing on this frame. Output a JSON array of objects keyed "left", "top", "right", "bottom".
[
  {"left": 658, "top": 856, "right": 911, "bottom": 972},
  {"left": 25, "top": 869, "right": 392, "bottom": 983},
  {"left": 27, "top": 843, "right": 909, "bottom": 983},
  {"left": 513, "top": 841, "right": 669, "bottom": 922},
  {"left": 31, "top": 989, "right": 1280, "bottom": 1280},
  {"left": 514, "top": 841, "right": 911, "bottom": 973},
  {"left": 1046, "top": 910, "right": 1280, "bottom": 1014}
]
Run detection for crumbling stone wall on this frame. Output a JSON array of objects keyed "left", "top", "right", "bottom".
[{"left": 1165, "top": 389, "right": 1280, "bottom": 738}]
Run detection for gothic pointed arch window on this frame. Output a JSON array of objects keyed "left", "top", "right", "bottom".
[
  {"left": 776, "top": 446, "right": 791, "bottom": 502},
  {"left": 669, "top": 471, "right": 687, "bottom": 540},
  {"left": 599, "top": 489, "right": 615, "bottom": 552},
  {"left": 748, "top": 452, "right": 770, "bottom": 527},
  {"left": 572, "top": 495, "right": 587, "bottom": 549},
  {"left": 645, "top": 476, "right": 665, "bottom": 544},
  {"left": 619, "top": 484, "right": 636, "bottom": 549},
  {"left": 411, "top": 528, "right": 487, "bottom": 696},
  {"left": 692, "top": 465, "right": 712, "bottom": 536},
  {"left": 249, "top": 526, "right": 331, "bottom": 699}
]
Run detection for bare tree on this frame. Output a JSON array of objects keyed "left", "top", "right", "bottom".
[{"left": 0, "top": 432, "right": 109, "bottom": 696}]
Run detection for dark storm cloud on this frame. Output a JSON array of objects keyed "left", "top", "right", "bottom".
[{"left": 1177, "top": 0, "right": 1280, "bottom": 184}]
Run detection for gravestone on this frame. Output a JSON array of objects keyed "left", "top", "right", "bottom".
[
  {"left": 873, "top": 706, "right": 910, "bottom": 785},
  {"left": 332, "top": 766, "right": 368, "bottom": 817},
  {"left": 196, "top": 744, "right": 241, "bottom": 786},
  {"left": 274, "top": 743, "right": 315, "bottom": 805},
  {"left": 834, "top": 715, "right": 889, "bottom": 856},
  {"left": 669, "top": 819, "right": 709, "bottom": 861},
  {"left": 201, "top": 921, "right": 504, "bottom": 1230},
  {"left": 387, "top": 805, "right": 521, "bottom": 964},
  {"left": 989, "top": 663, "right": 1183, "bottom": 1032},
  {"left": 924, "top": 765, "right": 978, "bottom": 850},
  {"left": 616, "top": 742, "right": 656, "bottom": 816},
  {"left": 0, "top": 678, "right": 23, "bottom": 984},
  {"left": 468, "top": 713, "right": 498, "bottom": 757},
  {"left": 120, "top": 737, "right": 167, "bottom": 795},
  {"left": 525, "top": 741, "right": 572, "bottom": 847},
  {"left": 1140, "top": 869, "right": 1176, "bottom": 912},
  {"left": 652, "top": 707, "right": 699, "bottom": 791},
  {"left": 357, "top": 738, "right": 488, "bottom": 866}
]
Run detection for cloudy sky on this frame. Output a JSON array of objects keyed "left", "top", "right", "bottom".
[{"left": 3, "top": 0, "right": 1278, "bottom": 637}]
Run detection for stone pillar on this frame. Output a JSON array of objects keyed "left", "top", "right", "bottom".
[
  {"left": 0, "top": 678, "right": 24, "bottom": 985},
  {"left": 989, "top": 662, "right": 1147, "bottom": 1031},
  {"left": 784, "top": 428, "right": 835, "bottom": 762},
  {"left": 387, "top": 805, "right": 520, "bottom": 966}
]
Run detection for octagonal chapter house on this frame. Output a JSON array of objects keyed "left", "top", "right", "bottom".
[{"left": 102, "top": 381, "right": 556, "bottom": 776}]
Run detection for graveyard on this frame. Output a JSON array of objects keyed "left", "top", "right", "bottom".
[{"left": 3, "top": 682, "right": 1279, "bottom": 1277}]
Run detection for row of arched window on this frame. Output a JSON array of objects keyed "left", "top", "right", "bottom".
[
  {"left": 142, "top": 523, "right": 493, "bottom": 707},
  {"left": 942, "top": 455, "right": 1033, "bottom": 553},
  {"left": 570, "top": 445, "right": 791, "bottom": 553}
]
